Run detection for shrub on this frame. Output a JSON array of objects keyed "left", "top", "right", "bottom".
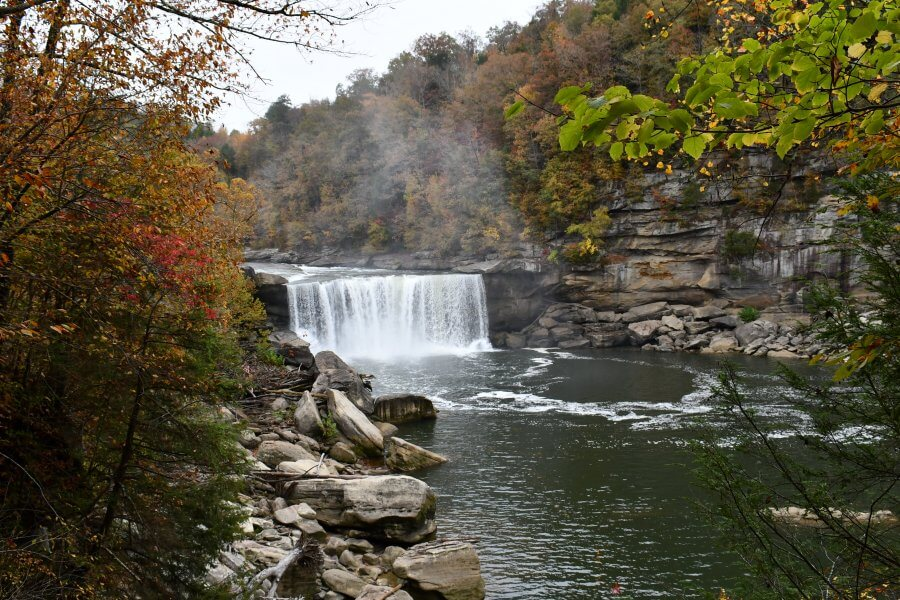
[
  {"left": 738, "top": 306, "right": 759, "bottom": 323},
  {"left": 321, "top": 414, "right": 339, "bottom": 441}
]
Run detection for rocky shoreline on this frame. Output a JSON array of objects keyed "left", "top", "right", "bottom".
[
  {"left": 211, "top": 332, "right": 485, "bottom": 600},
  {"left": 499, "top": 300, "right": 820, "bottom": 359}
]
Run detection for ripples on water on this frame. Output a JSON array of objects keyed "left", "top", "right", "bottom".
[{"left": 355, "top": 348, "right": 809, "bottom": 599}]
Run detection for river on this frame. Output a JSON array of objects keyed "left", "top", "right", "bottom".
[
  {"left": 355, "top": 348, "right": 801, "bottom": 600},
  {"left": 251, "top": 263, "right": 806, "bottom": 598}
]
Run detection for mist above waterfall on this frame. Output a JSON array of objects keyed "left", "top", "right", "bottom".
[{"left": 287, "top": 272, "right": 491, "bottom": 359}]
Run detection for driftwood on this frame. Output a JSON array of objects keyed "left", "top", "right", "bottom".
[
  {"left": 246, "top": 534, "right": 322, "bottom": 598},
  {"left": 250, "top": 470, "right": 373, "bottom": 481},
  {"left": 372, "top": 584, "right": 404, "bottom": 600},
  {"left": 247, "top": 547, "right": 302, "bottom": 598}
]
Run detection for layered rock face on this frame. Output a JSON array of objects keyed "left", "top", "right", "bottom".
[
  {"left": 247, "top": 158, "right": 847, "bottom": 336},
  {"left": 556, "top": 166, "right": 848, "bottom": 318},
  {"left": 506, "top": 300, "right": 820, "bottom": 357}
]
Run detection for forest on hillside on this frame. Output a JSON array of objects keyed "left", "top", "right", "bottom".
[{"left": 195, "top": 0, "right": 735, "bottom": 262}]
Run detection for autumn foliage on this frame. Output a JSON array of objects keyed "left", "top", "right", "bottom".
[{"left": 0, "top": 1, "right": 365, "bottom": 597}]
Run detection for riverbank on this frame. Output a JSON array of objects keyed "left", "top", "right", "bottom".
[
  {"left": 500, "top": 300, "right": 820, "bottom": 359},
  {"left": 211, "top": 333, "right": 485, "bottom": 600}
]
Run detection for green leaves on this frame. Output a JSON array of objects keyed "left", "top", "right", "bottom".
[
  {"left": 559, "top": 120, "right": 584, "bottom": 152},
  {"left": 683, "top": 135, "right": 706, "bottom": 159},
  {"left": 504, "top": 101, "right": 525, "bottom": 119},
  {"left": 552, "top": 0, "right": 898, "bottom": 171}
]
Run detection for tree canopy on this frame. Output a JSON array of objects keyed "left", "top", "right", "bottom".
[
  {"left": 539, "top": 0, "right": 899, "bottom": 171},
  {"left": 0, "top": 1, "right": 370, "bottom": 596}
]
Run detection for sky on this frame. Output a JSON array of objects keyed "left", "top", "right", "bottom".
[{"left": 215, "top": 0, "right": 543, "bottom": 131}]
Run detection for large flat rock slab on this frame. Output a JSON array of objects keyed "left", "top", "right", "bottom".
[
  {"left": 393, "top": 540, "right": 485, "bottom": 600},
  {"left": 283, "top": 475, "right": 436, "bottom": 544}
]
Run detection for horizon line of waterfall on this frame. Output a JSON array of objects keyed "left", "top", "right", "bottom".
[{"left": 286, "top": 273, "right": 492, "bottom": 358}]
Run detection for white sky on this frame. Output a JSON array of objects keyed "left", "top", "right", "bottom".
[{"left": 215, "top": 0, "right": 542, "bottom": 131}]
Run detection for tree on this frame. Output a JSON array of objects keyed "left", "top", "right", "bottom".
[
  {"left": 697, "top": 174, "right": 899, "bottom": 598},
  {"left": 0, "top": 1, "right": 374, "bottom": 596},
  {"left": 537, "top": 0, "right": 898, "bottom": 171}
]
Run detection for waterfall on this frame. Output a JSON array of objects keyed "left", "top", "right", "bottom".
[{"left": 286, "top": 273, "right": 492, "bottom": 358}]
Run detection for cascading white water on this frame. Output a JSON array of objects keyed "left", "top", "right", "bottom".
[{"left": 286, "top": 273, "right": 492, "bottom": 358}]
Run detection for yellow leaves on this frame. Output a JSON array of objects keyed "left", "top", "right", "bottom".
[
  {"left": 866, "top": 195, "right": 880, "bottom": 211},
  {"left": 868, "top": 83, "right": 888, "bottom": 102},
  {"left": 875, "top": 30, "right": 893, "bottom": 44},
  {"left": 4, "top": 202, "right": 12, "bottom": 212},
  {"left": 848, "top": 43, "right": 867, "bottom": 58},
  {"left": 837, "top": 204, "right": 854, "bottom": 216},
  {"left": 665, "top": 164, "right": 673, "bottom": 175}
]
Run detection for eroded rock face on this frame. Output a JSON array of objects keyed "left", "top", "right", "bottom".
[
  {"left": 283, "top": 475, "right": 437, "bottom": 543},
  {"left": 268, "top": 330, "right": 315, "bottom": 369},
  {"left": 326, "top": 389, "right": 383, "bottom": 456},
  {"left": 393, "top": 541, "right": 485, "bottom": 600},
  {"left": 313, "top": 351, "right": 374, "bottom": 413},
  {"left": 374, "top": 394, "right": 438, "bottom": 424},
  {"left": 385, "top": 437, "right": 448, "bottom": 473}
]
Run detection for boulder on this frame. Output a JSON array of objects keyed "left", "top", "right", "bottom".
[
  {"left": 356, "top": 585, "right": 414, "bottom": 600},
  {"left": 707, "top": 334, "right": 738, "bottom": 353},
  {"left": 322, "top": 569, "right": 367, "bottom": 598},
  {"left": 692, "top": 306, "right": 727, "bottom": 320},
  {"left": 284, "top": 475, "right": 437, "bottom": 543},
  {"left": 627, "top": 320, "right": 662, "bottom": 345},
  {"left": 294, "top": 391, "right": 324, "bottom": 437},
  {"left": 558, "top": 337, "right": 591, "bottom": 349},
  {"left": 768, "top": 349, "right": 801, "bottom": 359},
  {"left": 684, "top": 320, "right": 712, "bottom": 335},
  {"left": 660, "top": 314, "right": 684, "bottom": 331},
  {"left": 584, "top": 323, "right": 628, "bottom": 347},
  {"left": 375, "top": 421, "right": 400, "bottom": 438},
  {"left": 669, "top": 304, "right": 694, "bottom": 317},
  {"left": 329, "top": 441, "right": 358, "bottom": 464},
  {"left": 393, "top": 541, "right": 485, "bottom": 600},
  {"left": 594, "top": 310, "right": 620, "bottom": 322},
  {"left": 683, "top": 337, "right": 709, "bottom": 351},
  {"left": 385, "top": 437, "right": 448, "bottom": 473},
  {"left": 735, "top": 320, "right": 776, "bottom": 346},
  {"left": 277, "top": 459, "right": 338, "bottom": 477},
  {"left": 327, "top": 389, "right": 383, "bottom": 456},
  {"left": 267, "top": 330, "right": 315, "bottom": 369},
  {"left": 233, "top": 540, "right": 288, "bottom": 566},
  {"left": 374, "top": 394, "right": 438, "bottom": 424},
  {"left": 622, "top": 301, "right": 669, "bottom": 323},
  {"left": 295, "top": 517, "right": 327, "bottom": 541},
  {"left": 710, "top": 315, "right": 741, "bottom": 329},
  {"left": 313, "top": 351, "right": 374, "bottom": 413},
  {"left": 504, "top": 332, "right": 527, "bottom": 349},
  {"left": 238, "top": 429, "right": 261, "bottom": 449},
  {"left": 205, "top": 562, "right": 235, "bottom": 586},
  {"left": 256, "top": 440, "right": 317, "bottom": 468}
]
